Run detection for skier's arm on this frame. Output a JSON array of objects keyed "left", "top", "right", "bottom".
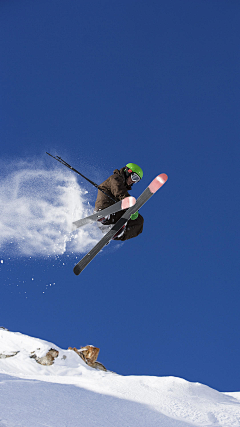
[{"left": 110, "top": 176, "right": 130, "bottom": 201}]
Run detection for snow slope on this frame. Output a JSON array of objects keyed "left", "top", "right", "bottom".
[{"left": 0, "top": 329, "right": 239, "bottom": 427}]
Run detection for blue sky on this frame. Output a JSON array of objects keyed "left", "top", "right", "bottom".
[{"left": 1, "top": 0, "right": 240, "bottom": 392}]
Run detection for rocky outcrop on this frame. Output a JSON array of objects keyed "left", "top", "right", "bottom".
[
  {"left": 0, "top": 328, "right": 107, "bottom": 371},
  {"left": 30, "top": 348, "right": 59, "bottom": 366},
  {"left": 0, "top": 351, "right": 19, "bottom": 359},
  {"left": 68, "top": 345, "right": 107, "bottom": 371}
]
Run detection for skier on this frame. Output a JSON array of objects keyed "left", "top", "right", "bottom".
[
  {"left": 46, "top": 153, "right": 168, "bottom": 274},
  {"left": 95, "top": 163, "right": 144, "bottom": 241}
]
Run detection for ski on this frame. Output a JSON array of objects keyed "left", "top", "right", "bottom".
[
  {"left": 73, "top": 173, "right": 168, "bottom": 276},
  {"left": 72, "top": 196, "right": 136, "bottom": 229}
]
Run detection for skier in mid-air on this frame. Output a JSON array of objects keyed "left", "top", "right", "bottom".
[
  {"left": 95, "top": 163, "right": 144, "bottom": 241},
  {"left": 46, "top": 153, "right": 168, "bottom": 275}
]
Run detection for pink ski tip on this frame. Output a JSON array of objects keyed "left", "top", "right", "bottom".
[
  {"left": 149, "top": 173, "right": 168, "bottom": 194},
  {"left": 121, "top": 196, "right": 136, "bottom": 209}
]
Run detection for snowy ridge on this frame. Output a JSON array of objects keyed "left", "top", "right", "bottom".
[{"left": 0, "top": 329, "right": 240, "bottom": 427}]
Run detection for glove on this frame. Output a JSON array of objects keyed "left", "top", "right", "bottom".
[{"left": 130, "top": 211, "right": 139, "bottom": 220}]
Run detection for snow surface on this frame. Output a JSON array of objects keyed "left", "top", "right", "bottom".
[{"left": 0, "top": 330, "right": 240, "bottom": 427}]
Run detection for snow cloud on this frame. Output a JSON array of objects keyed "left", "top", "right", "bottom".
[{"left": 0, "top": 160, "right": 101, "bottom": 256}]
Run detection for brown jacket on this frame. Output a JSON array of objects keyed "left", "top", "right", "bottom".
[{"left": 95, "top": 167, "right": 132, "bottom": 211}]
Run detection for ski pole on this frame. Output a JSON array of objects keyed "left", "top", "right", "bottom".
[{"left": 46, "top": 152, "right": 117, "bottom": 203}]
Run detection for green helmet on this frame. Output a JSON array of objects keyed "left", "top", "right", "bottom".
[{"left": 125, "top": 163, "right": 143, "bottom": 180}]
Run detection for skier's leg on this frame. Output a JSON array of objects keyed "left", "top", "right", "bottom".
[
  {"left": 97, "top": 210, "right": 144, "bottom": 241},
  {"left": 114, "top": 214, "right": 144, "bottom": 241},
  {"left": 98, "top": 210, "right": 125, "bottom": 225}
]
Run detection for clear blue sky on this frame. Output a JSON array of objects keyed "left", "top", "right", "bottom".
[{"left": 1, "top": 0, "right": 240, "bottom": 392}]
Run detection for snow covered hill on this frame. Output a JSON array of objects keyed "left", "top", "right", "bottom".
[{"left": 0, "top": 329, "right": 239, "bottom": 427}]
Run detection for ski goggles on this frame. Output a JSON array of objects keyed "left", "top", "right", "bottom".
[{"left": 131, "top": 172, "right": 141, "bottom": 183}]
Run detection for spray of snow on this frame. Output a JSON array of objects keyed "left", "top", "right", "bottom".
[{"left": 0, "top": 160, "right": 101, "bottom": 256}]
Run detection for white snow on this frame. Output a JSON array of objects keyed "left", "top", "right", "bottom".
[
  {"left": 0, "top": 163, "right": 101, "bottom": 256},
  {"left": 0, "top": 329, "right": 240, "bottom": 426}
]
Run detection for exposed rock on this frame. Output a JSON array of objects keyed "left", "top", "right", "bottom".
[
  {"left": 30, "top": 348, "right": 59, "bottom": 366},
  {"left": 0, "top": 327, "right": 9, "bottom": 331},
  {"left": 92, "top": 361, "right": 108, "bottom": 371},
  {"left": 0, "top": 330, "right": 106, "bottom": 372},
  {"left": 80, "top": 345, "right": 100, "bottom": 364},
  {"left": 68, "top": 345, "right": 107, "bottom": 371},
  {"left": 0, "top": 351, "right": 19, "bottom": 359}
]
